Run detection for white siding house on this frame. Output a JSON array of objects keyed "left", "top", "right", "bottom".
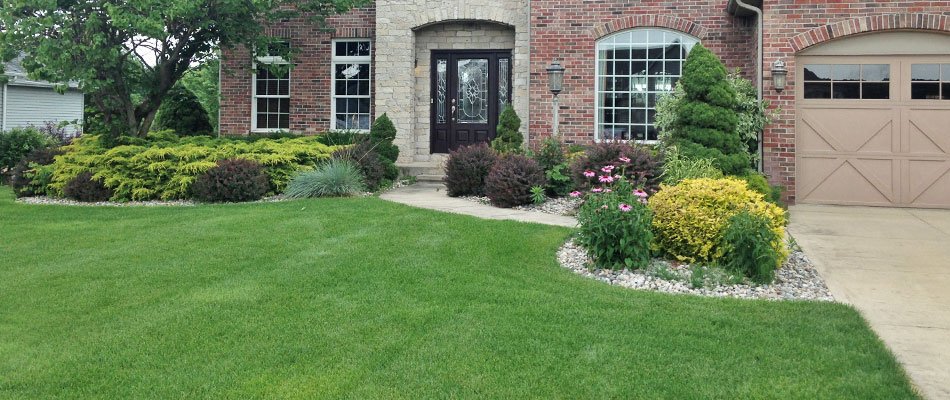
[{"left": 2, "top": 58, "right": 84, "bottom": 134}]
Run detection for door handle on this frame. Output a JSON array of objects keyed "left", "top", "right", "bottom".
[{"left": 451, "top": 105, "right": 456, "bottom": 121}]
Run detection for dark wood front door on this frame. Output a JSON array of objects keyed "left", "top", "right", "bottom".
[{"left": 430, "top": 50, "right": 512, "bottom": 153}]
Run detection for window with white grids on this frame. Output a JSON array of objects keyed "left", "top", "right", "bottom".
[
  {"left": 331, "top": 40, "right": 372, "bottom": 130},
  {"left": 252, "top": 51, "right": 290, "bottom": 132}
]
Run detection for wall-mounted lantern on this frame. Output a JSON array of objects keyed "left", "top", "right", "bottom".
[
  {"left": 772, "top": 59, "right": 788, "bottom": 92},
  {"left": 546, "top": 60, "right": 566, "bottom": 138}
]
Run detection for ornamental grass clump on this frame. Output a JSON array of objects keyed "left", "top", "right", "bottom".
[
  {"left": 576, "top": 160, "right": 653, "bottom": 270},
  {"left": 649, "top": 177, "right": 788, "bottom": 265},
  {"left": 284, "top": 158, "right": 365, "bottom": 198},
  {"left": 660, "top": 146, "right": 723, "bottom": 185}
]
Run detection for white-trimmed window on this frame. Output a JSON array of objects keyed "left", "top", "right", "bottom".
[
  {"left": 595, "top": 28, "right": 699, "bottom": 141},
  {"left": 252, "top": 50, "right": 290, "bottom": 132},
  {"left": 331, "top": 39, "right": 372, "bottom": 130}
]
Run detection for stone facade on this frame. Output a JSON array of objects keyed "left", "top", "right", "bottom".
[
  {"left": 374, "top": 0, "right": 530, "bottom": 163},
  {"left": 218, "top": 0, "right": 950, "bottom": 204},
  {"left": 412, "top": 22, "right": 516, "bottom": 161}
]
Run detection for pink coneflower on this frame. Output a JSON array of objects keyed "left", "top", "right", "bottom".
[
  {"left": 569, "top": 191, "right": 582, "bottom": 198},
  {"left": 604, "top": 188, "right": 613, "bottom": 193},
  {"left": 619, "top": 156, "right": 631, "bottom": 163},
  {"left": 591, "top": 187, "right": 604, "bottom": 193},
  {"left": 598, "top": 175, "right": 615, "bottom": 183},
  {"left": 583, "top": 170, "right": 596, "bottom": 178},
  {"left": 601, "top": 165, "right": 615, "bottom": 173},
  {"left": 633, "top": 189, "right": 649, "bottom": 198},
  {"left": 619, "top": 203, "right": 633, "bottom": 212}
]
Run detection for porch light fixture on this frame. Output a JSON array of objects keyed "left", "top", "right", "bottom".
[
  {"left": 547, "top": 60, "right": 566, "bottom": 138},
  {"left": 772, "top": 59, "right": 788, "bottom": 92}
]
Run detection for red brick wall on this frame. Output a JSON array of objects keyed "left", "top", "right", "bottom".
[
  {"left": 528, "top": 1, "right": 756, "bottom": 147},
  {"left": 219, "top": 6, "right": 376, "bottom": 135},
  {"left": 762, "top": 5, "right": 950, "bottom": 203}
]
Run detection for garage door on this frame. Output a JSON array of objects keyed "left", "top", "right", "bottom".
[{"left": 796, "top": 55, "right": 950, "bottom": 208}]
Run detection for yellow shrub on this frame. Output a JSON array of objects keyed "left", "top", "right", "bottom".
[{"left": 649, "top": 178, "right": 788, "bottom": 264}]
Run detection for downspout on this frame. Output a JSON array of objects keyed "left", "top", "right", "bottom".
[
  {"left": 2, "top": 83, "right": 7, "bottom": 131},
  {"left": 733, "top": 0, "right": 764, "bottom": 172},
  {"left": 217, "top": 51, "right": 222, "bottom": 138}
]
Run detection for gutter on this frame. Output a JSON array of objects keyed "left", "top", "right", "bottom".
[{"left": 732, "top": 0, "right": 764, "bottom": 172}]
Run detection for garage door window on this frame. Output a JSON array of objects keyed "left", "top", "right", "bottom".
[
  {"left": 911, "top": 64, "right": 950, "bottom": 100},
  {"left": 803, "top": 64, "right": 890, "bottom": 100}
]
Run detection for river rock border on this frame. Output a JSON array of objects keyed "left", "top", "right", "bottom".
[{"left": 557, "top": 239, "right": 834, "bottom": 301}]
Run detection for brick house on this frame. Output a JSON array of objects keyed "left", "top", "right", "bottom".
[{"left": 220, "top": 1, "right": 950, "bottom": 208}]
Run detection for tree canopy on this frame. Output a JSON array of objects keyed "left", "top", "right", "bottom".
[{"left": 0, "top": 0, "right": 366, "bottom": 144}]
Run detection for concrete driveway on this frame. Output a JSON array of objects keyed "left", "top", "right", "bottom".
[{"left": 789, "top": 205, "right": 950, "bottom": 400}]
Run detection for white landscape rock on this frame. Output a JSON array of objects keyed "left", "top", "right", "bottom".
[{"left": 557, "top": 239, "right": 835, "bottom": 302}]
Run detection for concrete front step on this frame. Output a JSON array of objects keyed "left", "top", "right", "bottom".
[
  {"left": 414, "top": 174, "right": 445, "bottom": 183},
  {"left": 398, "top": 161, "right": 445, "bottom": 178}
]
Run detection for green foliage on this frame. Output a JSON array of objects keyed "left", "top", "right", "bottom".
[
  {"left": 10, "top": 147, "right": 62, "bottom": 197},
  {"left": 530, "top": 185, "right": 547, "bottom": 205},
  {"left": 731, "top": 70, "right": 777, "bottom": 161},
  {"left": 650, "top": 178, "right": 788, "bottom": 264},
  {"left": 444, "top": 143, "right": 497, "bottom": 197},
  {"left": 191, "top": 159, "right": 269, "bottom": 202},
  {"left": 49, "top": 134, "right": 339, "bottom": 201},
  {"left": 545, "top": 163, "right": 574, "bottom": 197},
  {"left": 153, "top": 84, "right": 214, "bottom": 136},
  {"left": 663, "top": 44, "right": 750, "bottom": 175},
  {"left": 534, "top": 137, "right": 565, "bottom": 171},
  {"left": 660, "top": 146, "right": 723, "bottom": 185},
  {"left": 484, "top": 154, "right": 546, "bottom": 208},
  {"left": 577, "top": 178, "right": 653, "bottom": 270},
  {"left": 332, "top": 141, "right": 389, "bottom": 191},
  {"left": 0, "top": 127, "right": 56, "bottom": 179},
  {"left": 63, "top": 171, "right": 113, "bottom": 202},
  {"left": 317, "top": 130, "right": 369, "bottom": 147},
  {"left": 0, "top": 0, "right": 364, "bottom": 140},
  {"left": 180, "top": 57, "right": 220, "bottom": 132},
  {"left": 491, "top": 105, "right": 524, "bottom": 154},
  {"left": 369, "top": 114, "right": 399, "bottom": 163},
  {"left": 739, "top": 171, "right": 784, "bottom": 207},
  {"left": 570, "top": 142, "right": 663, "bottom": 193},
  {"left": 720, "top": 210, "right": 784, "bottom": 284},
  {"left": 284, "top": 158, "right": 365, "bottom": 198}
]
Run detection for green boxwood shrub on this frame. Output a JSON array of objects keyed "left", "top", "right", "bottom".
[
  {"left": 484, "top": 154, "right": 545, "bottom": 208},
  {"left": 48, "top": 134, "right": 340, "bottom": 201},
  {"left": 284, "top": 158, "right": 365, "bottom": 198},
  {"left": 191, "top": 159, "right": 269, "bottom": 202}
]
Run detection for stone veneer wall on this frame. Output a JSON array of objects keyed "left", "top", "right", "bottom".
[
  {"left": 374, "top": 0, "right": 530, "bottom": 163},
  {"left": 412, "top": 22, "right": 516, "bottom": 161}
]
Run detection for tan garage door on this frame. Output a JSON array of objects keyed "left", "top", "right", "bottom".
[{"left": 797, "top": 55, "right": 950, "bottom": 208}]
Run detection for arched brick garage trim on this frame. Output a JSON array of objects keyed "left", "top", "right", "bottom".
[
  {"left": 590, "top": 15, "right": 709, "bottom": 40},
  {"left": 789, "top": 13, "right": 950, "bottom": 52}
]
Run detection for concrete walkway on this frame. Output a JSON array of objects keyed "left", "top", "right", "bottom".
[
  {"left": 381, "top": 182, "right": 577, "bottom": 228},
  {"left": 789, "top": 204, "right": 950, "bottom": 400}
]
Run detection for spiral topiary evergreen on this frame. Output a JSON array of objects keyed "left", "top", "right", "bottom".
[{"left": 669, "top": 44, "right": 750, "bottom": 175}]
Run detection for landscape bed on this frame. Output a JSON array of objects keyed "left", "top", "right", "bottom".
[{"left": 0, "top": 187, "right": 919, "bottom": 398}]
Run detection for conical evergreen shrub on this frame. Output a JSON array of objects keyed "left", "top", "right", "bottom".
[
  {"left": 369, "top": 113, "right": 399, "bottom": 163},
  {"left": 670, "top": 44, "right": 750, "bottom": 175},
  {"left": 491, "top": 105, "right": 524, "bottom": 154},
  {"left": 153, "top": 85, "right": 214, "bottom": 136}
]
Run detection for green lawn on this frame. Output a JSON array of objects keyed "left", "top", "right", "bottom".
[{"left": 0, "top": 187, "right": 918, "bottom": 399}]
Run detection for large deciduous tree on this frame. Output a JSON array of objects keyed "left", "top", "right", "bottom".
[{"left": 0, "top": 0, "right": 364, "bottom": 144}]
